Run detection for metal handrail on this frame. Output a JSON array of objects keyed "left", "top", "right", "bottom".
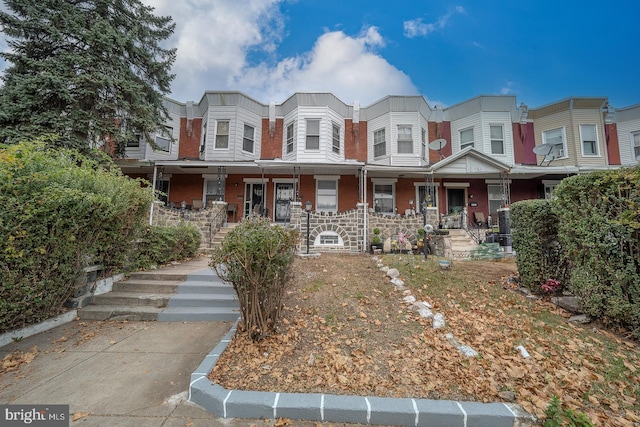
[{"left": 209, "top": 205, "right": 228, "bottom": 244}]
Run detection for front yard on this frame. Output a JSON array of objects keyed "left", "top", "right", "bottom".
[{"left": 210, "top": 253, "right": 640, "bottom": 426}]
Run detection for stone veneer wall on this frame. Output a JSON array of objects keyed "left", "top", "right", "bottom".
[
  {"left": 288, "top": 203, "right": 439, "bottom": 254},
  {"left": 150, "top": 201, "right": 227, "bottom": 247}
]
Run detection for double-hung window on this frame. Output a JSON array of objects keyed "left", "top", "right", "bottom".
[
  {"left": 421, "top": 128, "right": 427, "bottom": 160},
  {"left": 243, "top": 124, "right": 255, "bottom": 153},
  {"left": 373, "top": 183, "right": 394, "bottom": 215},
  {"left": 490, "top": 125, "right": 504, "bottom": 154},
  {"left": 332, "top": 123, "right": 340, "bottom": 154},
  {"left": 215, "top": 120, "right": 229, "bottom": 149},
  {"left": 633, "top": 131, "right": 640, "bottom": 161},
  {"left": 127, "top": 132, "right": 141, "bottom": 148},
  {"left": 579, "top": 124, "right": 598, "bottom": 156},
  {"left": 316, "top": 180, "right": 337, "bottom": 211},
  {"left": 373, "top": 128, "right": 386, "bottom": 157},
  {"left": 542, "top": 127, "right": 566, "bottom": 158},
  {"left": 306, "top": 119, "right": 320, "bottom": 150},
  {"left": 155, "top": 127, "right": 172, "bottom": 152},
  {"left": 286, "top": 123, "right": 295, "bottom": 154},
  {"left": 397, "top": 125, "right": 413, "bottom": 154},
  {"left": 460, "top": 128, "right": 474, "bottom": 150}
]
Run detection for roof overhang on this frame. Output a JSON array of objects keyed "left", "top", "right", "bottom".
[{"left": 430, "top": 148, "right": 511, "bottom": 176}]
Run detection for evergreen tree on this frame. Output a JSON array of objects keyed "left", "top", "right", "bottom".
[{"left": 0, "top": 0, "right": 176, "bottom": 157}]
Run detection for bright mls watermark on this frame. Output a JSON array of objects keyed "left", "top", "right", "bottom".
[{"left": 1, "top": 405, "right": 68, "bottom": 426}]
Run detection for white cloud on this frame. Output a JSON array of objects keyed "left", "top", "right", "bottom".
[
  {"left": 403, "top": 6, "right": 466, "bottom": 38},
  {"left": 501, "top": 81, "right": 515, "bottom": 95},
  {"left": 234, "top": 26, "right": 417, "bottom": 105},
  {"left": 144, "top": 1, "right": 417, "bottom": 105}
]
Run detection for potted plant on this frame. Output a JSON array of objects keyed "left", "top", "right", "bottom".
[
  {"left": 370, "top": 228, "right": 382, "bottom": 253},
  {"left": 416, "top": 228, "right": 425, "bottom": 250}
]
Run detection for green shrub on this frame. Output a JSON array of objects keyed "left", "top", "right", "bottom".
[
  {"left": 0, "top": 140, "right": 152, "bottom": 333},
  {"left": 511, "top": 199, "right": 569, "bottom": 293},
  {"left": 133, "top": 224, "right": 201, "bottom": 269},
  {"left": 210, "top": 217, "right": 299, "bottom": 341},
  {"left": 553, "top": 167, "right": 640, "bottom": 337}
]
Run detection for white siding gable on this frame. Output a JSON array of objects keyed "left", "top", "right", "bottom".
[
  {"left": 283, "top": 106, "right": 346, "bottom": 163},
  {"left": 616, "top": 106, "right": 640, "bottom": 166},
  {"left": 201, "top": 106, "right": 262, "bottom": 161},
  {"left": 143, "top": 110, "right": 180, "bottom": 161}
]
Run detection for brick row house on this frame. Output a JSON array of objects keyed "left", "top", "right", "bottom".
[{"left": 116, "top": 91, "right": 640, "bottom": 253}]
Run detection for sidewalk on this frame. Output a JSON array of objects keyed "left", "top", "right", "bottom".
[{"left": 1, "top": 258, "right": 366, "bottom": 427}]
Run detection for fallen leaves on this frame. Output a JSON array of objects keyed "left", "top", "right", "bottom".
[
  {"left": 1, "top": 346, "right": 38, "bottom": 374},
  {"left": 209, "top": 254, "right": 640, "bottom": 426}
]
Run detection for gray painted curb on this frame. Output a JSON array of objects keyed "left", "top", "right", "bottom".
[
  {"left": 189, "top": 320, "right": 537, "bottom": 426},
  {"left": 0, "top": 310, "right": 78, "bottom": 348}
]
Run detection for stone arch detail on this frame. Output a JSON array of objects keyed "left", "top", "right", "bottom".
[{"left": 310, "top": 223, "right": 353, "bottom": 249}]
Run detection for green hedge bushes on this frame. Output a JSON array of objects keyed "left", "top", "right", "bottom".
[
  {"left": 511, "top": 199, "right": 568, "bottom": 294},
  {"left": 512, "top": 167, "right": 640, "bottom": 337},
  {"left": 133, "top": 224, "right": 201, "bottom": 269},
  {"left": 553, "top": 168, "right": 640, "bottom": 337},
  {"left": 210, "top": 216, "right": 299, "bottom": 341},
  {"left": 0, "top": 140, "right": 153, "bottom": 333}
]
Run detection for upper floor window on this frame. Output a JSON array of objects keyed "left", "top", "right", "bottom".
[
  {"left": 243, "top": 124, "right": 255, "bottom": 153},
  {"left": 126, "top": 132, "right": 141, "bottom": 148},
  {"left": 542, "top": 127, "right": 566, "bottom": 158},
  {"left": 154, "top": 127, "right": 172, "bottom": 152},
  {"left": 306, "top": 119, "right": 320, "bottom": 150},
  {"left": 215, "top": 120, "right": 229, "bottom": 149},
  {"left": 374, "top": 128, "right": 386, "bottom": 157},
  {"left": 633, "top": 131, "right": 640, "bottom": 160},
  {"left": 317, "top": 179, "right": 337, "bottom": 211},
  {"left": 421, "top": 128, "right": 427, "bottom": 160},
  {"left": 490, "top": 125, "right": 504, "bottom": 154},
  {"left": 397, "top": 125, "right": 413, "bottom": 154},
  {"left": 286, "top": 123, "right": 295, "bottom": 154},
  {"left": 460, "top": 128, "right": 474, "bottom": 150},
  {"left": 579, "top": 124, "right": 598, "bottom": 156},
  {"left": 332, "top": 123, "right": 340, "bottom": 154}
]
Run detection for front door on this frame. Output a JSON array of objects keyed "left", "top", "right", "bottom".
[
  {"left": 274, "top": 183, "right": 294, "bottom": 222},
  {"left": 447, "top": 188, "right": 465, "bottom": 214},
  {"left": 244, "top": 183, "right": 265, "bottom": 217}
]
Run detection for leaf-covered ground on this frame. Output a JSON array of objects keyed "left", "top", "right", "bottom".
[{"left": 209, "top": 253, "right": 640, "bottom": 426}]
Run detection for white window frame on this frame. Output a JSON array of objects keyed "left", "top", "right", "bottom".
[
  {"left": 415, "top": 184, "right": 438, "bottom": 209},
  {"left": 306, "top": 119, "right": 320, "bottom": 150},
  {"left": 579, "top": 124, "right": 599, "bottom": 157},
  {"left": 315, "top": 231, "right": 344, "bottom": 247},
  {"left": 397, "top": 124, "right": 413, "bottom": 154},
  {"left": 490, "top": 124, "right": 504, "bottom": 155},
  {"left": 633, "top": 131, "right": 640, "bottom": 161},
  {"left": 126, "top": 131, "right": 141, "bottom": 148},
  {"left": 285, "top": 122, "right": 295, "bottom": 154},
  {"left": 332, "top": 122, "right": 340, "bottom": 154},
  {"left": 315, "top": 177, "right": 338, "bottom": 212},
  {"left": 542, "top": 127, "right": 568, "bottom": 159},
  {"left": 215, "top": 120, "right": 229, "bottom": 149},
  {"left": 487, "top": 184, "right": 503, "bottom": 217},
  {"left": 372, "top": 179, "right": 396, "bottom": 215},
  {"left": 460, "top": 127, "right": 474, "bottom": 150},
  {"left": 242, "top": 123, "right": 255, "bottom": 153},
  {"left": 154, "top": 127, "right": 172, "bottom": 152},
  {"left": 421, "top": 128, "right": 427, "bottom": 160},
  {"left": 542, "top": 180, "right": 561, "bottom": 200},
  {"left": 200, "top": 121, "right": 207, "bottom": 154},
  {"left": 373, "top": 128, "right": 386, "bottom": 158}
]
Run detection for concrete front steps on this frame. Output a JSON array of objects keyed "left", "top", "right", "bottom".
[
  {"left": 447, "top": 229, "right": 480, "bottom": 259},
  {"left": 200, "top": 223, "right": 240, "bottom": 255},
  {"left": 80, "top": 269, "right": 240, "bottom": 322}
]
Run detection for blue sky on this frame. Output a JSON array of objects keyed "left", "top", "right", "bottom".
[{"left": 2, "top": 1, "right": 639, "bottom": 109}]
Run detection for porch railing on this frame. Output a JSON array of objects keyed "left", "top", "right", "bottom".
[{"left": 209, "top": 204, "right": 228, "bottom": 244}]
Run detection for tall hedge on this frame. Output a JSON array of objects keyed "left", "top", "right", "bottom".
[
  {"left": 0, "top": 140, "right": 153, "bottom": 333},
  {"left": 511, "top": 199, "right": 569, "bottom": 293},
  {"left": 553, "top": 167, "right": 640, "bottom": 337}
]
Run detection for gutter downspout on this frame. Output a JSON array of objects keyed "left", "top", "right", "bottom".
[
  {"left": 149, "top": 163, "right": 157, "bottom": 225},
  {"left": 363, "top": 167, "right": 368, "bottom": 251}
]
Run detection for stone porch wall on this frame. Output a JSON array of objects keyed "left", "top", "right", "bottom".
[{"left": 150, "top": 201, "right": 227, "bottom": 247}]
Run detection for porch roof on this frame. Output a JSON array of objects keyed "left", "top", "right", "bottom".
[{"left": 430, "top": 147, "right": 511, "bottom": 177}]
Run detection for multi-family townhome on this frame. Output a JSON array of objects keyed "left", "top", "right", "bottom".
[{"left": 115, "top": 91, "right": 635, "bottom": 253}]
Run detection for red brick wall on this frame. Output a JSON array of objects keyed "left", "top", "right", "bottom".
[
  {"left": 167, "top": 174, "right": 204, "bottom": 206},
  {"left": 513, "top": 122, "right": 536, "bottom": 165},
  {"left": 345, "top": 119, "right": 368, "bottom": 161},
  {"left": 605, "top": 123, "right": 621, "bottom": 165},
  {"left": 261, "top": 118, "right": 283, "bottom": 159},
  {"left": 427, "top": 121, "right": 452, "bottom": 162},
  {"left": 178, "top": 118, "right": 202, "bottom": 159}
]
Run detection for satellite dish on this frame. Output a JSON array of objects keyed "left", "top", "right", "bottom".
[
  {"left": 533, "top": 143, "right": 562, "bottom": 166},
  {"left": 428, "top": 138, "right": 448, "bottom": 151},
  {"left": 532, "top": 144, "right": 553, "bottom": 156},
  {"left": 423, "top": 224, "right": 434, "bottom": 233}
]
